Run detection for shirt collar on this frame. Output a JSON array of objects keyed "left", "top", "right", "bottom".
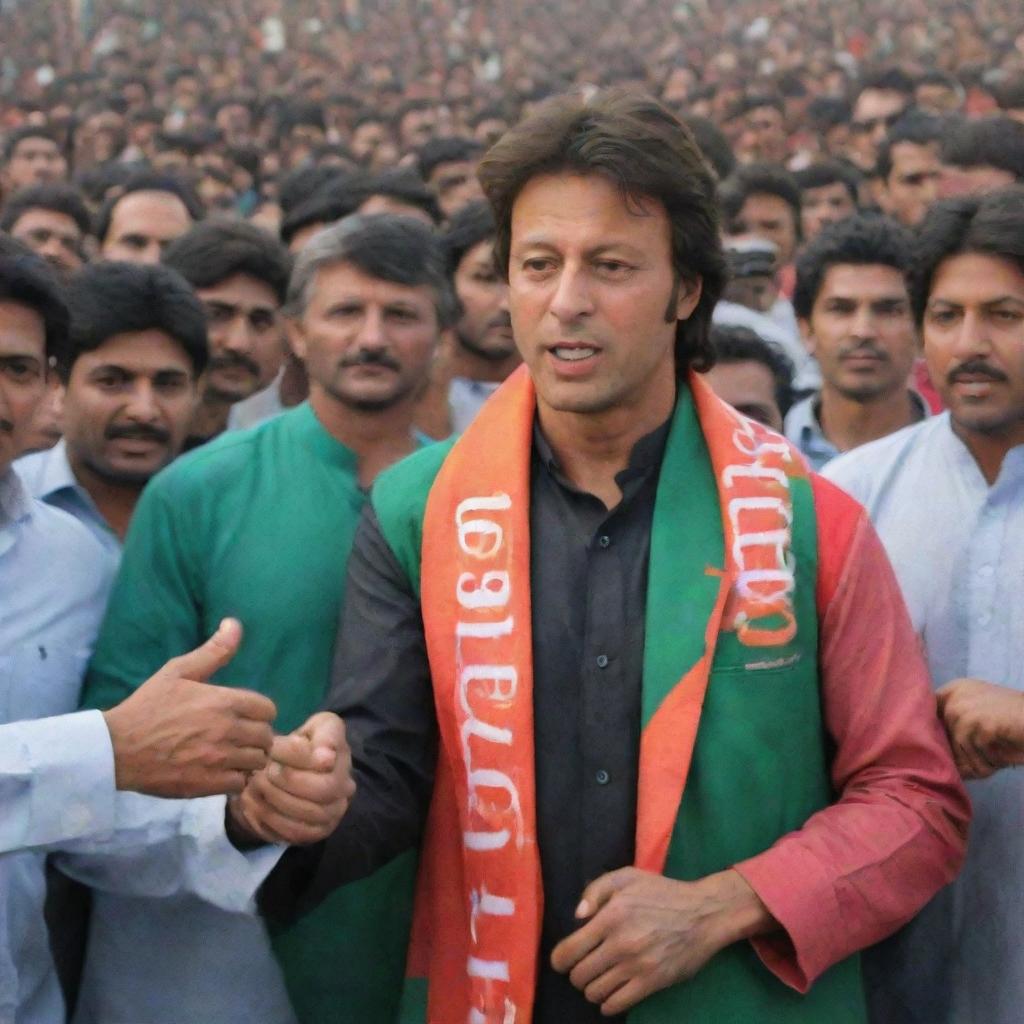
[
  {"left": 0, "top": 469, "right": 33, "bottom": 555},
  {"left": 30, "top": 439, "right": 82, "bottom": 502},
  {"left": 533, "top": 412, "right": 672, "bottom": 487}
]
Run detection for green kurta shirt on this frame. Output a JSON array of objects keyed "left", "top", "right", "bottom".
[{"left": 81, "top": 402, "right": 418, "bottom": 1024}]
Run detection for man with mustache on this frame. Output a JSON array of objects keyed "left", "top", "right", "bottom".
[
  {"left": 444, "top": 200, "right": 520, "bottom": 432},
  {"left": 77, "top": 215, "right": 453, "bottom": 1024},
  {"left": 15, "top": 260, "right": 207, "bottom": 553},
  {"left": 825, "top": 187, "right": 1024, "bottom": 1024},
  {"left": 161, "top": 220, "right": 291, "bottom": 450},
  {"left": 785, "top": 215, "right": 927, "bottom": 469}
]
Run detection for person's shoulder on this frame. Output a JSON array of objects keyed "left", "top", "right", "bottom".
[
  {"left": 372, "top": 435, "right": 457, "bottom": 513},
  {"left": 147, "top": 414, "right": 288, "bottom": 496},
  {"left": 22, "top": 497, "right": 115, "bottom": 593},
  {"left": 822, "top": 417, "right": 941, "bottom": 502}
]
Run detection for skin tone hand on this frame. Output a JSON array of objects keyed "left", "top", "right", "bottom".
[
  {"left": 550, "top": 866, "right": 777, "bottom": 1016},
  {"left": 102, "top": 618, "right": 277, "bottom": 798},
  {"left": 228, "top": 711, "right": 356, "bottom": 846},
  {"left": 937, "top": 677, "right": 1024, "bottom": 780}
]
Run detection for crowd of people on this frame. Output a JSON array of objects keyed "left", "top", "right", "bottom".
[{"left": 2, "top": 1, "right": 1024, "bottom": 1023}]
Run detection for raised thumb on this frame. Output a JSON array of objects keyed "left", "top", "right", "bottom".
[{"left": 175, "top": 618, "right": 243, "bottom": 682}]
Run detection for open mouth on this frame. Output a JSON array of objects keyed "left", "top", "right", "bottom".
[{"left": 551, "top": 345, "right": 599, "bottom": 362}]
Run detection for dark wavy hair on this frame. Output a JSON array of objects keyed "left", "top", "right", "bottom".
[{"left": 478, "top": 88, "right": 726, "bottom": 374}]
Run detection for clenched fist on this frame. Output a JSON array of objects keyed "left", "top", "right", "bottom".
[
  {"left": 102, "top": 619, "right": 277, "bottom": 798},
  {"left": 937, "top": 677, "right": 1024, "bottom": 779},
  {"left": 228, "top": 712, "right": 356, "bottom": 846}
]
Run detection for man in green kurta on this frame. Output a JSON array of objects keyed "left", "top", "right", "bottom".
[{"left": 79, "top": 214, "right": 457, "bottom": 1024}]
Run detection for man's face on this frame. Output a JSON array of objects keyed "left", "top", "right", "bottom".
[
  {"left": 800, "top": 182, "right": 857, "bottom": 240},
  {"left": 848, "top": 89, "right": 907, "bottom": 170},
  {"left": 454, "top": 238, "right": 515, "bottom": 363},
  {"left": 351, "top": 121, "right": 388, "bottom": 162},
  {"left": 9, "top": 208, "right": 86, "bottom": 277},
  {"left": 508, "top": 172, "right": 700, "bottom": 417},
  {"left": 3, "top": 137, "right": 66, "bottom": 191},
  {"left": 428, "top": 160, "right": 483, "bottom": 219},
  {"left": 704, "top": 359, "right": 783, "bottom": 431},
  {"left": 0, "top": 301, "right": 49, "bottom": 475},
  {"left": 730, "top": 193, "right": 798, "bottom": 266},
  {"left": 878, "top": 141, "right": 941, "bottom": 226},
  {"left": 924, "top": 252, "right": 1024, "bottom": 442},
  {"left": 101, "top": 191, "right": 193, "bottom": 264},
  {"left": 20, "top": 377, "right": 64, "bottom": 454},
  {"left": 289, "top": 261, "right": 440, "bottom": 412},
  {"left": 197, "top": 273, "right": 285, "bottom": 404},
  {"left": 802, "top": 263, "right": 916, "bottom": 402},
  {"left": 399, "top": 109, "right": 437, "bottom": 150},
  {"left": 736, "top": 105, "right": 787, "bottom": 164},
  {"left": 63, "top": 329, "right": 196, "bottom": 484},
  {"left": 915, "top": 83, "right": 962, "bottom": 115}
]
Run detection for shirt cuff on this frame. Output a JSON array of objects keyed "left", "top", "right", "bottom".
[
  {"left": 180, "top": 796, "right": 286, "bottom": 913},
  {"left": 733, "top": 845, "right": 842, "bottom": 993},
  {"left": 12, "top": 709, "right": 117, "bottom": 849}
]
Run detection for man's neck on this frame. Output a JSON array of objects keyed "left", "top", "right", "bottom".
[
  {"left": 537, "top": 375, "right": 676, "bottom": 510},
  {"left": 188, "top": 394, "right": 233, "bottom": 446},
  {"left": 68, "top": 454, "right": 143, "bottom": 540},
  {"left": 952, "top": 418, "right": 1024, "bottom": 487},
  {"left": 449, "top": 344, "right": 521, "bottom": 385},
  {"left": 309, "top": 384, "right": 420, "bottom": 489},
  {"left": 818, "top": 385, "right": 919, "bottom": 454}
]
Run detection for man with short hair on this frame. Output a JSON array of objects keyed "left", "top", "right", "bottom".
[
  {"left": 914, "top": 71, "right": 965, "bottom": 116},
  {"left": 0, "top": 183, "right": 91, "bottom": 277},
  {"left": 705, "top": 324, "right": 794, "bottom": 431},
  {"left": 825, "top": 187, "right": 1024, "bottom": 1024},
  {"left": 939, "top": 116, "right": 1024, "bottom": 198},
  {"left": 721, "top": 162, "right": 802, "bottom": 269},
  {"left": 78, "top": 215, "right": 454, "bottom": 1024},
  {"left": 250, "top": 90, "right": 967, "bottom": 1024},
  {"left": 733, "top": 94, "right": 788, "bottom": 164},
  {"left": 794, "top": 162, "right": 860, "bottom": 241},
  {"left": 15, "top": 261, "right": 206, "bottom": 551},
  {"left": 443, "top": 200, "right": 519, "bottom": 432},
  {"left": 1, "top": 127, "right": 67, "bottom": 196},
  {"left": 417, "top": 137, "right": 485, "bottom": 219},
  {"left": 96, "top": 172, "right": 204, "bottom": 265},
  {"left": 847, "top": 68, "right": 914, "bottom": 173},
  {"left": 785, "top": 216, "right": 926, "bottom": 469},
  {"left": 875, "top": 113, "right": 943, "bottom": 227},
  {"left": 162, "top": 220, "right": 291, "bottom": 448}
]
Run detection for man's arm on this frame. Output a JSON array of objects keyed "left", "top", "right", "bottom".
[
  {"left": 254, "top": 505, "right": 439, "bottom": 924},
  {"left": 0, "top": 620, "right": 276, "bottom": 853},
  {"left": 734, "top": 477, "right": 970, "bottom": 991}
]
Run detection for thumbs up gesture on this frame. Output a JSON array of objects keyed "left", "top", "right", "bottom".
[{"left": 102, "top": 619, "right": 277, "bottom": 798}]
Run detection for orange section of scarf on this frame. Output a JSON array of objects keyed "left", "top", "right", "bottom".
[{"left": 417, "top": 366, "right": 805, "bottom": 1022}]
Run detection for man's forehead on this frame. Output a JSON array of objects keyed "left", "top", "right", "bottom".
[
  {"left": 13, "top": 138, "right": 58, "bottom": 157},
  {"left": 74, "top": 329, "right": 194, "bottom": 371},
  {"left": 818, "top": 262, "right": 910, "bottom": 298},
  {"left": 197, "top": 273, "right": 281, "bottom": 311},
  {"left": 13, "top": 208, "right": 81, "bottom": 233},
  {"left": 312, "top": 261, "right": 435, "bottom": 304},
  {"left": 0, "top": 300, "right": 47, "bottom": 353}
]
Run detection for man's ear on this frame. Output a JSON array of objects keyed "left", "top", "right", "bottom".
[
  {"left": 284, "top": 317, "right": 306, "bottom": 360},
  {"left": 798, "top": 317, "right": 816, "bottom": 356},
  {"left": 675, "top": 275, "right": 703, "bottom": 321}
]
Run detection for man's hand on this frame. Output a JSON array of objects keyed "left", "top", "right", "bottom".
[
  {"left": 937, "top": 677, "right": 1024, "bottom": 779},
  {"left": 550, "top": 867, "right": 776, "bottom": 1016},
  {"left": 102, "top": 618, "right": 277, "bottom": 798},
  {"left": 228, "top": 712, "right": 355, "bottom": 846}
]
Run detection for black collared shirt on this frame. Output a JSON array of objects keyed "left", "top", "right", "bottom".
[{"left": 261, "top": 417, "right": 671, "bottom": 1024}]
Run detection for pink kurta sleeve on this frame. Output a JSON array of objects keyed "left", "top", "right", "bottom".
[{"left": 732, "top": 475, "right": 970, "bottom": 992}]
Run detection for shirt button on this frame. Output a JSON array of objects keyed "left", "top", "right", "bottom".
[
  {"left": 977, "top": 611, "right": 993, "bottom": 627},
  {"left": 595, "top": 769, "right": 610, "bottom": 785},
  {"left": 598, "top": 534, "right": 611, "bottom": 548},
  {"left": 978, "top": 565, "right": 994, "bottom": 579},
  {"left": 596, "top": 654, "right": 609, "bottom": 669}
]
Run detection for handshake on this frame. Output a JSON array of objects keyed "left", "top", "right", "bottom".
[{"left": 101, "top": 618, "right": 354, "bottom": 847}]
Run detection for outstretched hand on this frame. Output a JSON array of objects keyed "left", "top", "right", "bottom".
[{"left": 103, "top": 619, "right": 277, "bottom": 798}]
